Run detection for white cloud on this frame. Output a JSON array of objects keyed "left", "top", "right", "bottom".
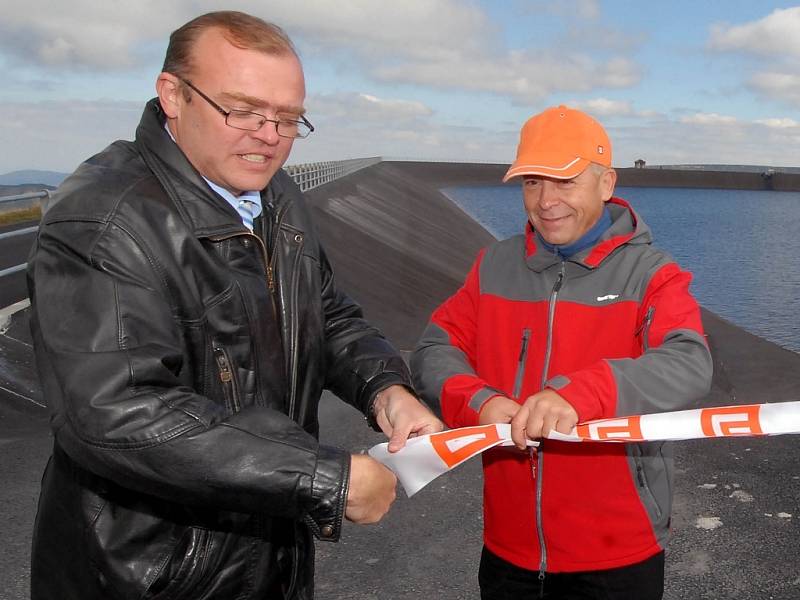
[
  {"left": 281, "top": 0, "right": 641, "bottom": 102},
  {"left": 612, "top": 113, "right": 800, "bottom": 169},
  {"left": 0, "top": 0, "right": 495, "bottom": 70},
  {"left": 708, "top": 7, "right": 800, "bottom": 59},
  {"left": 749, "top": 71, "right": 800, "bottom": 106},
  {"left": 372, "top": 51, "right": 640, "bottom": 103},
  {"left": 708, "top": 8, "right": 800, "bottom": 109},
  {"left": 270, "top": 0, "right": 494, "bottom": 62},
  {"left": 291, "top": 90, "right": 516, "bottom": 164},
  {"left": 309, "top": 92, "right": 433, "bottom": 122},
  {"left": 0, "top": 0, "right": 642, "bottom": 103},
  {"left": 522, "top": 0, "right": 600, "bottom": 21},
  {"left": 679, "top": 112, "right": 738, "bottom": 125},
  {"left": 0, "top": 100, "right": 142, "bottom": 172},
  {"left": 571, "top": 98, "right": 636, "bottom": 117},
  {"left": 0, "top": 1, "right": 186, "bottom": 70},
  {"left": 755, "top": 117, "right": 800, "bottom": 129}
]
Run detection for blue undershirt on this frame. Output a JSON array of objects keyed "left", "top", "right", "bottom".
[{"left": 536, "top": 206, "right": 612, "bottom": 259}]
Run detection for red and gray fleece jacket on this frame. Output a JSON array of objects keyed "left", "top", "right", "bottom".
[{"left": 411, "top": 198, "right": 713, "bottom": 573}]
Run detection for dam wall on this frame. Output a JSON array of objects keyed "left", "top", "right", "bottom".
[
  {"left": 616, "top": 167, "right": 800, "bottom": 191},
  {"left": 349, "top": 161, "right": 800, "bottom": 192},
  {"left": 305, "top": 161, "right": 497, "bottom": 350}
]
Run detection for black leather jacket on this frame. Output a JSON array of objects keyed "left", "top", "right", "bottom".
[{"left": 27, "top": 99, "right": 411, "bottom": 600}]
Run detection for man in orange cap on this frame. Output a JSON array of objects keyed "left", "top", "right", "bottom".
[{"left": 412, "top": 105, "right": 713, "bottom": 599}]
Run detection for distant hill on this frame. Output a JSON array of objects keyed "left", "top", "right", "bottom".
[{"left": 0, "top": 170, "right": 68, "bottom": 187}]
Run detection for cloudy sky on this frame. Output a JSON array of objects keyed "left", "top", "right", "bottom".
[{"left": 3, "top": 0, "right": 800, "bottom": 174}]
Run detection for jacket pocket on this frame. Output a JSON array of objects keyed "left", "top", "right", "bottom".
[
  {"left": 143, "top": 527, "right": 215, "bottom": 600},
  {"left": 512, "top": 328, "right": 531, "bottom": 399},
  {"left": 636, "top": 306, "right": 656, "bottom": 351},
  {"left": 212, "top": 341, "right": 241, "bottom": 413},
  {"left": 630, "top": 443, "right": 664, "bottom": 521}
]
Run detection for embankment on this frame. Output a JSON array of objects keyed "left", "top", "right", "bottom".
[{"left": 305, "top": 161, "right": 498, "bottom": 350}]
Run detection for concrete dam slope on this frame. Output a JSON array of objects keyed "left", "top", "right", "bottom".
[
  {"left": 2, "top": 160, "right": 800, "bottom": 598},
  {"left": 305, "top": 161, "right": 498, "bottom": 350}
]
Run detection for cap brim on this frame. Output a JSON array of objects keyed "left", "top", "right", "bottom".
[{"left": 502, "top": 156, "right": 590, "bottom": 182}]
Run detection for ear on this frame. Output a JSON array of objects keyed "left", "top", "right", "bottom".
[
  {"left": 156, "top": 72, "right": 182, "bottom": 119},
  {"left": 600, "top": 168, "right": 617, "bottom": 202}
]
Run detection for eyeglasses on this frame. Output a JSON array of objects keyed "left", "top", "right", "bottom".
[{"left": 178, "top": 78, "right": 314, "bottom": 139}]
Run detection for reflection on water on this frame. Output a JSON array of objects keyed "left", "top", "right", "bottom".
[{"left": 443, "top": 185, "right": 800, "bottom": 354}]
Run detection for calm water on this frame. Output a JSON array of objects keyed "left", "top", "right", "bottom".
[{"left": 443, "top": 185, "right": 800, "bottom": 354}]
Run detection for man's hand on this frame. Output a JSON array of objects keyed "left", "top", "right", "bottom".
[
  {"left": 510, "top": 389, "right": 578, "bottom": 450},
  {"left": 478, "top": 395, "right": 520, "bottom": 425},
  {"left": 345, "top": 454, "right": 397, "bottom": 523},
  {"left": 372, "top": 385, "right": 444, "bottom": 452}
]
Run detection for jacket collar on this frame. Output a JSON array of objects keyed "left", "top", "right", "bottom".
[
  {"left": 524, "top": 197, "right": 652, "bottom": 272},
  {"left": 134, "top": 98, "right": 289, "bottom": 239}
]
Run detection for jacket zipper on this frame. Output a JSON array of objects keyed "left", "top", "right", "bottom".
[
  {"left": 513, "top": 329, "right": 531, "bottom": 399},
  {"left": 536, "top": 263, "right": 565, "bottom": 591},
  {"left": 633, "top": 445, "right": 664, "bottom": 520},
  {"left": 513, "top": 329, "right": 538, "bottom": 482},
  {"left": 639, "top": 305, "right": 655, "bottom": 351},
  {"left": 266, "top": 201, "right": 292, "bottom": 294},
  {"left": 286, "top": 231, "right": 304, "bottom": 420},
  {"left": 212, "top": 342, "right": 241, "bottom": 413},
  {"left": 259, "top": 196, "right": 301, "bottom": 420},
  {"left": 262, "top": 199, "right": 305, "bottom": 597}
]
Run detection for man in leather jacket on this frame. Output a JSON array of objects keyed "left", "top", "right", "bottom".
[{"left": 27, "top": 11, "right": 442, "bottom": 600}]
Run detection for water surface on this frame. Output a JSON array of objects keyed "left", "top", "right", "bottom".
[{"left": 443, "top": 185, "right": 800, "bottom": 353}]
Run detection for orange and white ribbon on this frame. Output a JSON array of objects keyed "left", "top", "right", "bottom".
[
  {"left": 369, "top": 401, "right": 800, "bottom": 497},
  {"left": 369, "top": 423, "right": 536, "bottom": 497}
]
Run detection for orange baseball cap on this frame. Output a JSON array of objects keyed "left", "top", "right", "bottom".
[{"left": 503, "top": 105, "right": 612, "bottom": 182}]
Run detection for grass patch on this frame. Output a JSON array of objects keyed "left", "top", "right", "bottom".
[{"left": 0, "top": 206, "right": 42, "bottom": 226}]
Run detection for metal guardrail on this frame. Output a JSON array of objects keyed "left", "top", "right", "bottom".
[
  {"left": 0, "top": 190, "right": 50, "bottom": 205},
  {"left": 0, "top": 191, "right": 49, "bottom": 280},
  {"left": 284, "top": 156, "right": 381, "bottom": 191},
  {"left": 0, "top": 158, "right": 384, "bottom": 285},
  {"left": 0, "top": 225, "right": 38, "bottom": 241}
]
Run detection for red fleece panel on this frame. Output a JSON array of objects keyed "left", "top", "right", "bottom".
[
  {"left": 585, "top": 232, "right": 633, "bottom": 267},
  {"left": 552, "top": 360, "right": 618, "bottom": 422},
  {"left": 484, "top": 440, "right": 661, "bottom": 572},
  {"left": 639, "top": 263, "right": 705, "bottom": 347},
  {"left": 440, "top": 374, "right": 490, "bottom": 428}
]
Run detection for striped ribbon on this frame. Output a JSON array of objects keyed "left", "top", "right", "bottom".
[{"left": 369, "top": 401, "right": 800, "bottom": 497}]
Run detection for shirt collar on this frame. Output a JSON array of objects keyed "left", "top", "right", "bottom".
[
  {"left": 536, "top": 206, "right": 613, "bottom": 259},
  {"left": 163, "top": 122, "right": 263, "bottom": 227}
]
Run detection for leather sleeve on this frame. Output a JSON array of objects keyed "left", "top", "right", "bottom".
[
  {"left": 411, "top": 251, "right": 501, "bottom": 428},
  {"left": 318, "top": 244, "right": 414, "bottom": 427}
]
